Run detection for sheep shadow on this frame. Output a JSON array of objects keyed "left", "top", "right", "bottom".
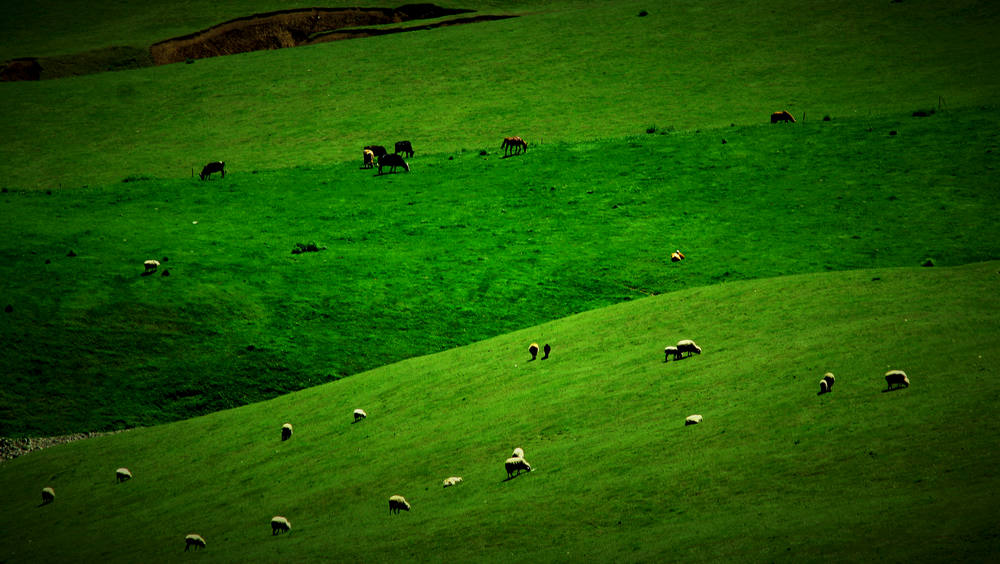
[
  {"left": 817, "top": 389, "right": 830, "bottom": 396},
  {"left": 140, "top": 270, "right": 156, "bottom": 277},
  {"left": 881, "top": 387, "right": 908, "bottom": 393}
]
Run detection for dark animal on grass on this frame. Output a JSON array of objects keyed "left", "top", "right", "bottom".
[
  {"left": 389, "top": 495, "right": 411, "bottom": 514},
  {"left": 395, "top": 140, "right": 414, "bottom": 158},
  {"left": 200, "top": 161, "right": 225, "bottom": 180},
  {"left": 529, "top": 343, "right": 539, "bottom": 360},
  {"left": 365, "top": 145, "right": 388, "bottom": 158},
  {"left": 770, "top": 111, "right": 796, "bottom": 124},
  {"left": 543, "top": 343, "right": 551, "bottom": 359},
  {"left": 362, "top": 149, "right": 376, "bottom": 169},
  {"left": 885, "top": 370, "right": 909, "bottom": 391},
  {"left": 502, "top": 136, "right": 528, "bottom": 156},
  {"left": 185, "top": 534, "right": 206, "bottom": 551},
  {"left": 378, "top": 153, "right": 409, "bottom": 174}
]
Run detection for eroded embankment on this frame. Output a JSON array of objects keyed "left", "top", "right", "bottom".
[{"left": 0, "top": 5, "right": 516, "bottom": 81}]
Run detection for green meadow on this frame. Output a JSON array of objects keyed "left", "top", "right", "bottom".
[{"left": 1, "top": 0, "right": 999, "bottom": 561}]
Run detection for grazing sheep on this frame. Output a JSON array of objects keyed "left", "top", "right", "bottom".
[
  {"left": 184, "top": 534, "right": 206, "bottom": 551},
  {"left": 528, "top": 343, "right": 539, "bottom": 360},
  {"left": 442, "top": 476, "right": 463, "bottom": 488},
  {"left": 281, "top": 423, "right": 293, "bottom": 441},
  {"left": 116, "top": 467, "right": 132, "bottom": 483},
  {"left": 885, "top": 370, "right": 910, "bottom": 390},
  {"left": 362, "top": 149, "right": 376, "bottom": 169},
  {"left": 823, "top": 372, "right": 835, "bottom": 391},
  {"left": 378, "top": 153, "right": 409, "bottom": 174},
  {"left": 511, "top": 447, "right": 524, "bottom": 459},
  {"left": 353, "top": 409, "right": 367, "bottom": 423},
  {"left": 41, "top": 487, "right": 55, "bottom": 504},
  {"left": 819, "top": 379, "right": 829, "bottom": 395},
  {"left": 676, "top": 340, "right": 702, "bottom": 357},
  {"left": 685, "top": 414, "right": 703, "bottom": 426},
  {"left": 505, "top": 457, "right": 532, "bottom": 478},
  {"left": 144, "top": 260, "right": 160, "bottom": 273},
  {"left": 389, "top": 495, "right": 411, "bottom": 514},
  {"left": 271, "top": 516, "right": 291, "bottom": 534},
  {"left": 770, "top": 111, "right": 796, "bottom": 124},
  {"left": 543, "top": 343, "right": 551, "bottom": 359},
  {"left": 199, "top": 161, "right": 226, "bottom": 180},
  {"left": 671, "top": 250, "right": 686, "bottom": 262},
  {"left": 664, "top": 346, "right": 680, "bottom": 362}
]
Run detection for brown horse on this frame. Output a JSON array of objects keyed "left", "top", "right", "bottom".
[
  {"left": 770, "top": 111, "right": 796, "bottom": 124},
  {"left": 501, "top": 136, "right": 527, "bottom": 156}
]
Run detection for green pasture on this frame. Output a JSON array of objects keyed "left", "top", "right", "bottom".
[
  {"left": 1, "top": 262, "right": 997, "bottom": 562},
  {"left": 2, "top": 106, "right": 998, "bottom": 436},
  {"left": 1, "top": 0, "right": 998, "bottom": 189}
]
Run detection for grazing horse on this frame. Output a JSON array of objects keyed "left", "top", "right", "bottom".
[
  {"left": 365, "top": 145, "right": 388, "bottom": 158},
  {"left": 378, "top": 153, "right": 410, "bottom": 174},
  {"left": 770, "top": 111, "right": 796, "bottom": 124},
  {"left": 200, "top": 161, "right": 225, "bottom": 180},
  {"left": 362, "top": 149, "right": 376, "bottom": 169},
  {"left": 501, "top": 136, "right": 527, "bottom": 156},
  {"left": 394, "top": 140, "right": 414, "bottom": 158}
]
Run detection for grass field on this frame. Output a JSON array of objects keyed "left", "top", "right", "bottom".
[
  {"left": 3, "top": 106, "right": 998, "bottom": 436},
  {"left": 1, "top": 262, "right": 997, "bottom": 562}
]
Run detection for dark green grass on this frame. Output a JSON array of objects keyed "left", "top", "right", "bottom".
[
  {"left": 1, "top": 0, "right": 998, "bottom": 188},
  {"left": 1, "top": 107, "right": 998, "bottom": 436},
  {"left": 1, "top": 262, "right": 997, "bottom": 562}
]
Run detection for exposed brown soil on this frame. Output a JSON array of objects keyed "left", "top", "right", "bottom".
[
  {"left": 0, "top": 5, "right": 516, "bottom": 81},
  {"left": 0, "top": 430, "right": 131, "bottom": 463}
]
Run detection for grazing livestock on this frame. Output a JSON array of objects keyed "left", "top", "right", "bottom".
[
  {"left": 823, "top": 372, "right": 835, "bottom": 392},
  {"left": 353, "top": 409, "right": 367, "bottom": 423},
  {"left": 116, "top": 468, "right": 132, "bottom": 483},
  {"left": 281, "top": 423, "right": 293, "bottom": 441},
  {"left": 144, "top": 260, "right": 160, "bottom": 273},
  {"left": 199, "top": 161, "right": 225, "bottom": 180},
  {"left": 543, "top": 344, "right": 551, "bottom": 359},
  {"left": 271, "top": 516, "right": 291, "bottom": 534},
  {"left": 770, "top": 111, "right": 796, "bottom": 124},
  {"left": 511, "top": 447, "right": 525, "bottom": 459},
  {"left": 395, "top": 140, "right": 414, "bottom": 158},
  {"left": 41, "top": 487, "right": 55, "bottom": 504},
  {"left": 362, "top": 149, "right": 376, "bottom": 169},
  {"left": 365, "top": 145, "right": 388, "bottom": 158},
  {"left": 671, "top": 250, "right": 686, "bottom": 262},
  {"left": 885, "top": 370, "right": 910, "bottom": 390},
  {"left": 505, "top": 457, "right": 531, "bottom": 478},
  {"left": 389, "top": 495, "right": 411, "bottom": 514},
  {"left": 502, "top": 136, "right": 528, "bottom": 156},
  {"left": 676, "top": 340, "right": 702, "bottom": 357},
  {"left": 664, "top": 346, "right": 680, "bottom": 362},
  {"left": 184, "top": 534, "right": 206, "bottom": 551},
  {"left": 442, "top": 476, "right": 463, "bottom": 488},
  {"left": 378, "top": 153, "right": 409, "bottom": 174},
  {"left": 529, "top": 343, "right": 539, "bottom": 360},
  {"left": 685, "top": 414, "right": 703, "bottom": 426}
]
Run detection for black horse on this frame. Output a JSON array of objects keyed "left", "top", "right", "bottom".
[
  {"left": 200, "top": 161, "right": 225, "bottom": 180},
  {"left": 395, "top": 140, "right": 414, "bottom": 158}
]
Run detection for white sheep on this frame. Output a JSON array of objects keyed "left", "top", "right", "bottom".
[
  {"left": 442, "top": 476, "right": 463, "bottom": 488},
  {"left": 41, "top": 487, "right": 55, "bottom": 504},
  {"left": 505, "top": 457, "right": 532, "bottom": 478},
  {"left": 529, "top": 342, "right": 539, "bottom": 360},
  {"left": 116, "top": 467, "right": 132, "bottom": 483},
  {"left": 670, "top": 250, "right": 686, "bottom": 262},
  {"left": 818, "top": 372, "right": 835, "bottom": 395},
  {"left": 143, "top": 260, "right": 160, "bottom": 273},
  {"left": 184, "top": 534, "right": 206, "bottom": 551},
  {"left": 676, "top": 340, "right": 702, "bottom": 357},
  {"left": 664, "top": 346, "right": 680, "bottom": 362},
  {"left": 281, "top": 423, "right": 293, "bottom": 441},
  {"left": 389, "top": 495, "right": 411, "bottom": 514},
  {"left": 511, "top": 447, "right": 524, "bottom": 459},
  {"left": 885, "top": 370, "right": 910, "bottom": 390},
  {"left": 271, "top": 516, "right": 291, "bottom": 534},
  {"left": 685, "top": 414, "right": 703, "bottom": 426},
  {"left": 353, "top": 409, "right": 367, "bottom": 423}
]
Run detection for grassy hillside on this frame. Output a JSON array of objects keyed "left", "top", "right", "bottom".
[
  {"left": 1, "top": 262, "right": 997, "bottom": 562},
  {"left": 1, "top": 0, "right": 998, "bottom": 188},
  {"left": 2, "top": 106, "right": 998, "bottom": 436}
]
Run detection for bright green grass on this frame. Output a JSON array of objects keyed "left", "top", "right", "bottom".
[
  {"left": 1, "top": 262, "right": 997, "bottom": 562},
  {"left": 2, "top": 106, "right": 998, "bottom": 436},
  {"left": 1, "top": 0, "right": 998, "bottom": 189}
]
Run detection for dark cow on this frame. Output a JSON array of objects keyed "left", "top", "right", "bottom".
[
  {"left": 502, "top": 136, "right": 527, "bottom": 156},
  {"left": 200, "top": 161, "right": 225, "bottom": 180},
  {"left": 365, "top": 145, "right": 388, "bottom": 158},
  {"left": 378, "top": 153, "right": 410, "bottom": 174},
  {"left": 770, "top": 111, "right": 796, "bottom": 124},
  {"left": 395, "top": 140, "right": 414, "bottom": 158}
]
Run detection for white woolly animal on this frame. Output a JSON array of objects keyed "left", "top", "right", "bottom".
[
  {"left": 676, "top": 340, "right": 702, "bottom": 357},
  {"left": 823, "top": 372, "right": 836, "bottom": 390},
  {"left": 505, "top": 457, "right": 532, "bottom": 478},
  {"left": 144, "top": 260, "right": 160, "bottom": 273},
  {"left": 511, "top": 447, "right": 524, "bottom": 459},
  {"left": 281, "top": 423, "right": 293, "bottom": 441},
  {"left": 529, "top": 343, "right": 540, "bottom": 360},
  {"left": 885, "top": 370, "right": 910, "bottom": 390},
  {"left": 685, "top": 414, "right": 703, "bottom": 426},
  {"left": 41, "top": 487, "right": 55, "bottom": 504},
  {"left": 271, "top": 516, "right": 291, "bottom": 534},
  {"left": 442, "top": 476, "right": 463, "bottom": 488},
  {"left": 353, "top": 409, "right": 367, "bottom": 423},
  {"left": 664, "top": 346, "right": 680, "bottom": 362},
  {"left": 185, "top": 534, "right": 206, "bottom": 551},
  {"left": 389, "top": 495, "right": 411, "bottom": 514},
  {"left": 819, "top": 379, "right": 829, "bottom": 394},
  {"left": 116, "top": 467, "right": 132, "bottom": 483}
]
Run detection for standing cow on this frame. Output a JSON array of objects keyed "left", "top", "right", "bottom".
[
  {"left": 200, "top": 161, "right": 225, "bottom": 180},
  {"left": 365, "top": 145, "right": 388, "bottom": 159},
  {"left": 770, "top": 111, "right": 796, "bottom": 124},
  {"left": 395, "top": 141, "right": 414, "bottom": 158}
]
